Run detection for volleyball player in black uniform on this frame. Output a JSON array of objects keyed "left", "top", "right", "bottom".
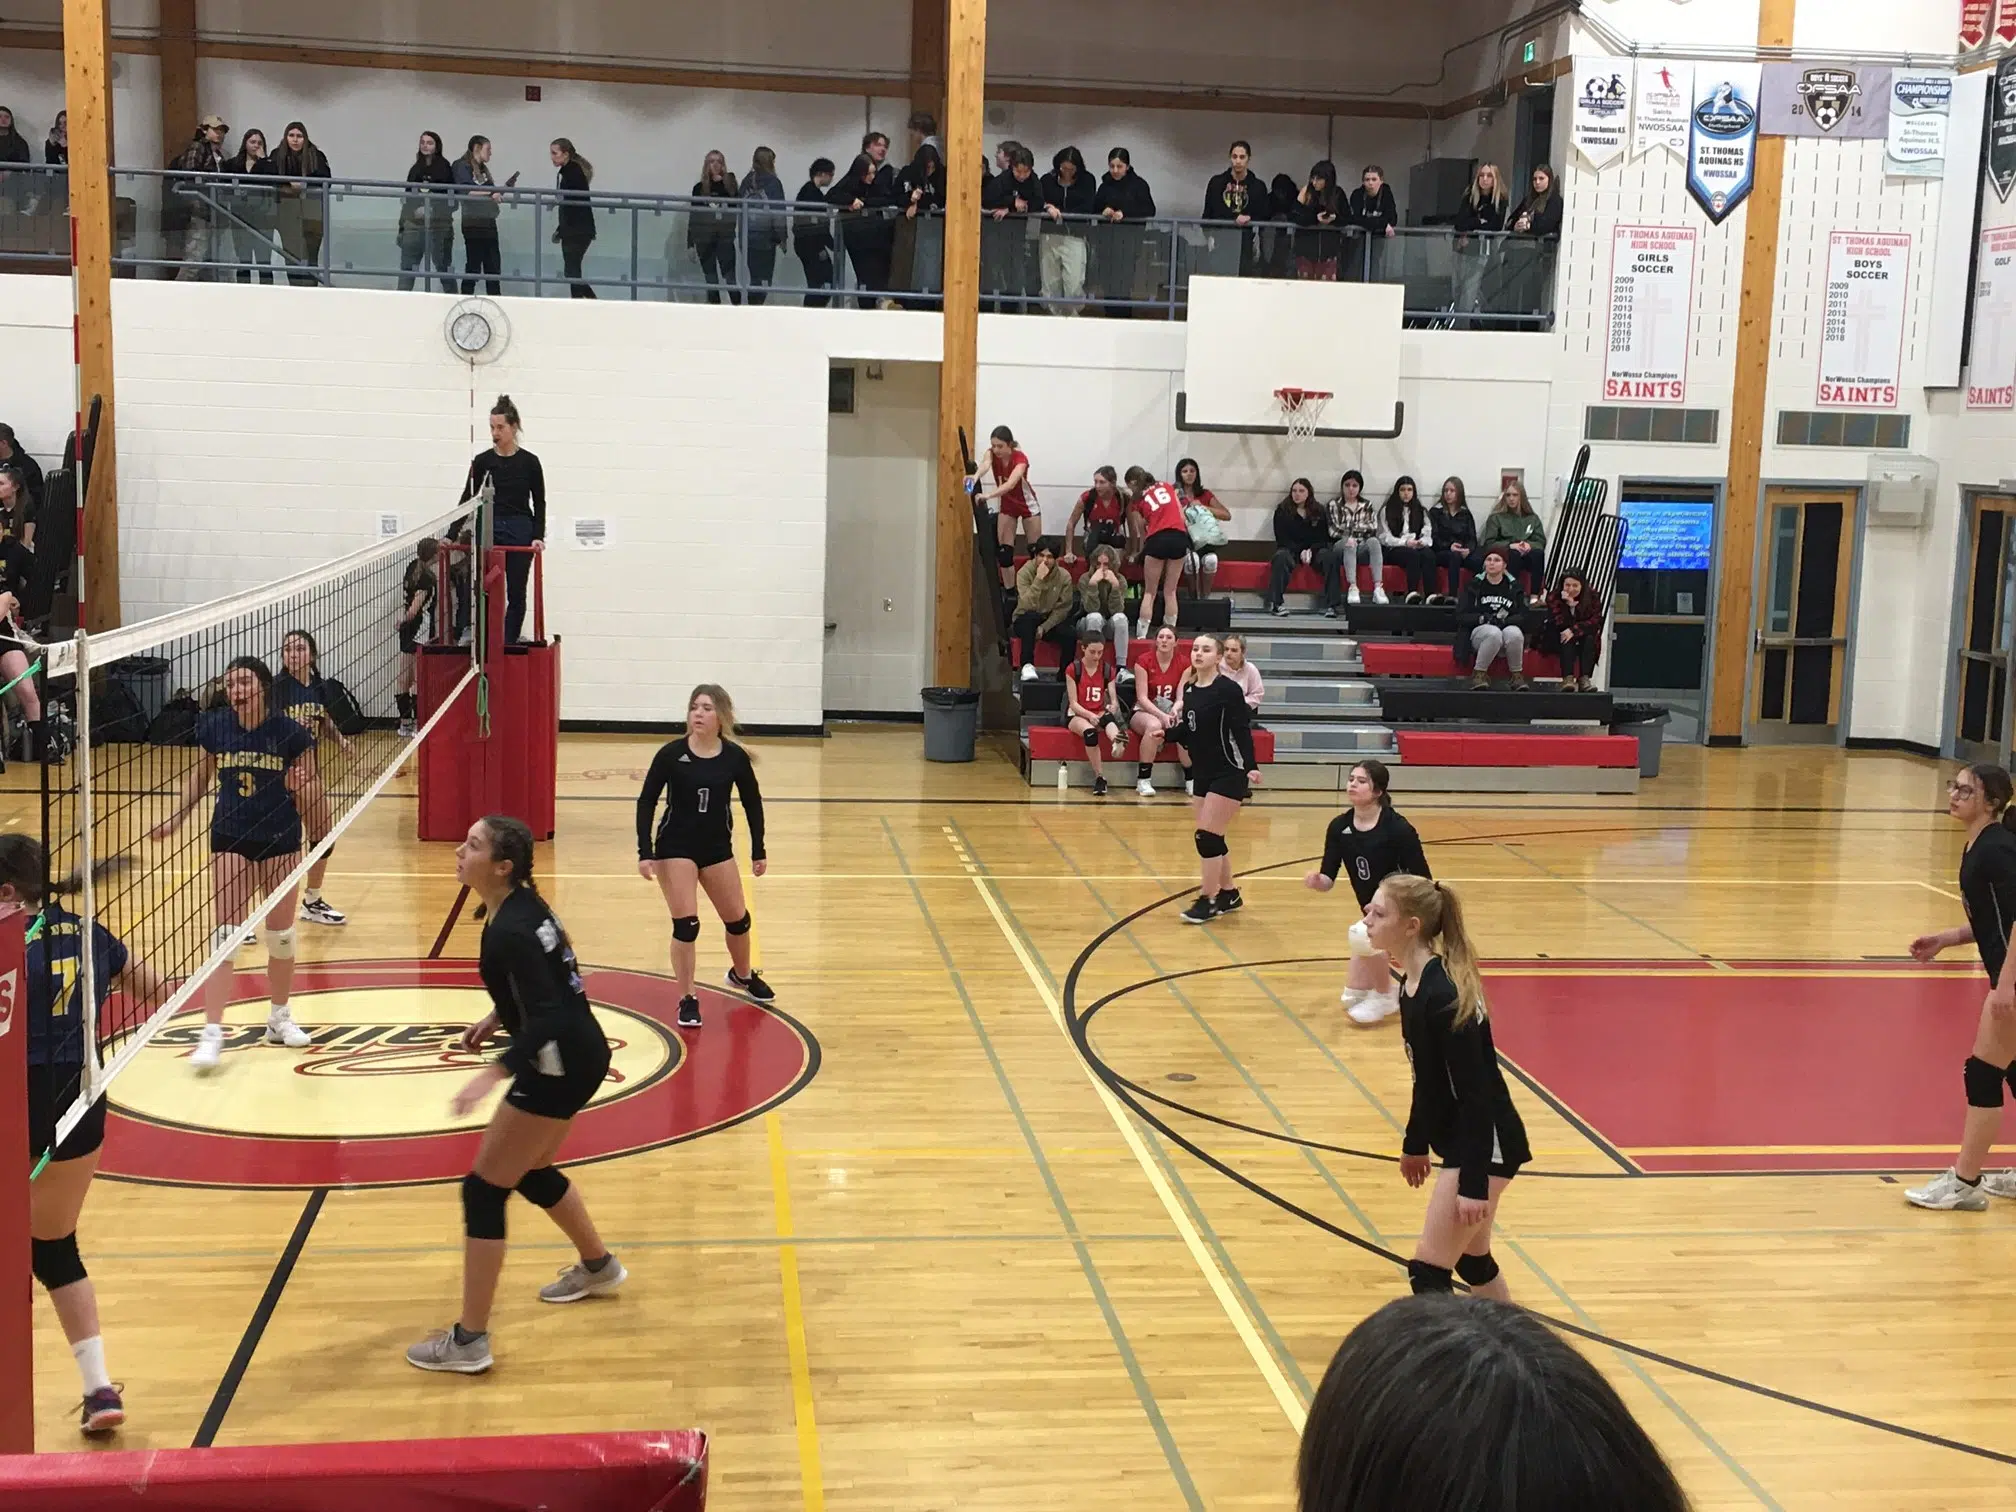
[
  {"left": 275, "top": 630, "right": 354, "bottom": 926},
  {"left": 394, "top": 538, "right": 439, "bottom": 736},
  {"left": 0, "top": 528, "right": 49, "bottom": 757},
  {"left": 1906, "top": 764, "right": 2016, "bottom": 1210},
  {"left": 1178, "top": 633, "right": 1259, "bottom": 925},
  {"left": 636, "top": 684, "right": 771, "bottom": 1028},
  {"left": 461, "top": 395, "right": 546, "bottom": 645},
  {"left": 407, "top": 816, "right": 624, "bottom": 1375},
  {"left": 152, "top": 656, "right": 318, "bottom": 1069},
  {"left": 1306, "top": 758, "right": 1429, "bottom": 1026},
  {"left": 12, "top": 837, "right": 164, "bottom": 1434},
  {"left": 1364, "top": 872, "right": 1529, "bottom": 1301}
]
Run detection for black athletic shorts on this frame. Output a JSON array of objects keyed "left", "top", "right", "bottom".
[
  {"left": 1142, "top": 528, "right": 1190, "bottom": 562},
  {"left": 1439, "top": 1157, "right": 1525, "bottom": 1184},
  {"left": 398, "top": 620, "right": 426, "bottom": 655},
  {"left": 212, "top": 829, "right": 302, "bottom": 864},
  {"left": 504, "top": 1028, "right": 612, "bottom": 1121},
  {"left": 1195, "top": 771, "right": 1250, "bottom": 802},
  {"left": 652, "top": 834, "right": 736, "bottom": 871},
  {"left": 28, "top": 1062, "right": 107, "bottom": 1162}
]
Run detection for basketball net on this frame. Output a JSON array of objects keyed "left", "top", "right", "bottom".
[{"left": 1274, "top": 387, "right": 1331, "bottom": 441}]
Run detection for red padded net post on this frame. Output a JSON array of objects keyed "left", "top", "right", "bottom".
[{"left": 0, "top": 908, "right": 31, "bottom": 1453}]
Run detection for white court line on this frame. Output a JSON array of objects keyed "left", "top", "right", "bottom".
[
  {"left": 1918, "top": 879, "right": 1965, "bottom": 902},
  {"left": 954, "top": 842, "right": 1308, "bottom": 1432}
]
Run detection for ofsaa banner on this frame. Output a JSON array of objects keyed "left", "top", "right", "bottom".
[
  {"left": 1885, "top": 71, "right": 1954, "bottom": 178},
  {"left": 1571, "top": 56, "right": 1632, "bottom": 169},
  {"left": 1759, "top": 62, "right": 1891, "bottom": 138},
  {"left": 1688, "top": 65, "right": 1761, "bottom": 224}
]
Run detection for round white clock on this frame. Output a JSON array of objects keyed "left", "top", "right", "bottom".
[{"left": 443, "top": 298, "right": 510, "bottom": 365}]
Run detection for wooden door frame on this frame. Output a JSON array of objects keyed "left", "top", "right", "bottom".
[
  {"left": 1947, "top": 491, "right": 2016, "bottom": 761},
  {"left": 1743, "top": 483, "right": 1865, "bottom": 745}
]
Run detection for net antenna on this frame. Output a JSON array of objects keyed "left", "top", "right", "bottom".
[{"left": 1273, "top": 387, "right": 1332, "bottom": 441}]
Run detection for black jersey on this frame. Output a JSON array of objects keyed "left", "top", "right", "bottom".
[
  {"left": 1960, "top": 823, "right": 2016, "bottom": 982},
  {"left": 1399, "top": 957, "right": 1531, "bottom": 1200},
  {"left": 0, "top": 536, "right": 32, "bottom": 603},
  {"left": 26, "top": 904, "right": 128, "bottom": 1068},
  {"left": 635, "top": 737, "right": 767, "bottom": 861},
  {"left": 272, "top": 669, "right": 330, "bottom": 737},
  {"left": 478, "top": 887, "right": 607, "bottom": 1078},
  {"left": 399, "top": 559, "right": 436, "bottom": 631},
  {"left": 199, "top": 708, "right": 315, "bottom": 848},
  {"left": 1321, "top": 806, "right": 1430, "bottom": 908},
  {"left": 1181, "top": 674, "right": 1255, "bottom": 782},
  {"left": 461, "top": 448, "right": 547, "bottom": 537}
]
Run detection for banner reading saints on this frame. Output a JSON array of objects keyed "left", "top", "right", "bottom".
[{"left": 1687, "top": 65, "right": 1762, "bottom": 224}]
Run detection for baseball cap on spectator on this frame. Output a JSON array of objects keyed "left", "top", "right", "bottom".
[{"left": 199, "top": 113, "right": 228, "bottom": 131}]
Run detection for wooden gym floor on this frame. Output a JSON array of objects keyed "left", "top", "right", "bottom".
[{"left": 22, "top": 727, "right": 2016, "bottom": 1509}]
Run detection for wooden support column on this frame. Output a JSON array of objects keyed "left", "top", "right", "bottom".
[
  {"left": 158, "top": 0, "right": 197, "bottom": 162},
  {"left": 1707, "top": 0, "right": 1795, "bottom": 743},
  {"left": 909, "top": 0, "right": 946, "bottom": 128},
  {"left": 932, "top": 0, "right": 983, "bottom": 687},
  {"left": 66, "top": 0, "right": 121, "bottom": 630}
]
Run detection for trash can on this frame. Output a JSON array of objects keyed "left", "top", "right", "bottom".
[
  {"left": 1610, "top": 702, "right": 1671, "bottom": 778},
  {"left": 921, "top": 686, "right": 981, "bottom": 763},
  {"left": 107, "top": 654, "right": 174, "bottom": 728}
]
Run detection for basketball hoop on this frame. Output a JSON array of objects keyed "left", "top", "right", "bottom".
[{"left": 1274, "top": 387, "right": 1331, "bottom": 441}]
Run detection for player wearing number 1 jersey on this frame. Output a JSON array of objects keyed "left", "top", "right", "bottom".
[{"left": 636, "top": 684, "right": 771, "bottom": 1028}]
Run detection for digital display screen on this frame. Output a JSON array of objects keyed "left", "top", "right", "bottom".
[{"left": 1618, "top": 496, "right": 1714, "bottom": 571}]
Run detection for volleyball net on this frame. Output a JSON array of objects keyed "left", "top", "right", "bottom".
[{"left": 29, "top": 503, "right": 482, "bottom": 1161}]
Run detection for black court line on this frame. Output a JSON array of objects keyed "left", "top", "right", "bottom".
[
  {"left": 190, "top": 1187, "right": 326, "bottom": 1447},
  {"left": 1058, "top": 870, "right": 2016, "bottom": 1470}
]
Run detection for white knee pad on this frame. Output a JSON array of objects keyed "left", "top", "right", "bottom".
[
  {"left": 1348, "top": 919, "right": 1378, "bottom": 958},
  {"left": 263, "top": 926, "right": 297, "bottom": 960}
]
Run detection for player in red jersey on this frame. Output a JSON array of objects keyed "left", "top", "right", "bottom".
[
  {"left": 1064, "top": 638, "right": 1125, "bottom": 796},
  {"left": 975, "top": 425, "right": 1040, "bottom": 601},
  {"left": 1125, "top": 465, "right": 1188, "bottom": 638}
]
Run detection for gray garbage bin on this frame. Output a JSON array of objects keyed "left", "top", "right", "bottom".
[
  {"left": 1610, "top": 702, "right": 1671, "bottom": 778},
  {"left": 921, "top": 686, "right": 981, "bottom": 762},
  {"left": 108, "top": 654, "right": 174, "bottom": 728}
]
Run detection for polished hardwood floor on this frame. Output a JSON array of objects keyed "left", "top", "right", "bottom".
[{"left": 23, "top": 728, "right": 2016, "bottom": 1509}]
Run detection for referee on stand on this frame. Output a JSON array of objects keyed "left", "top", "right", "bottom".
[{"left": 461, "top": 394, "right": 546, "bottom": 644}]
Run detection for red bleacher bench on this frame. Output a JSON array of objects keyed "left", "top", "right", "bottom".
[
  {"left": 1027, "top": 724, "right": 1276, "bottom": 764},
  {"left": 1397, "top": 732, "right": 1636, "bottom": 768},
  {"left": 1010, "top": 635, "right": 1199, "bottom": 672},
  {"left": 1016, "top": 556, "right": 1471, "bottom": 598},
  {"left": 1361, "top": 643, "right": 1561, "bottom": 679}
]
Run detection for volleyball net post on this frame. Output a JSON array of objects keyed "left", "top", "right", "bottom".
[{"left": 0, "top": 908, "right": 31, "bottom": 1455}]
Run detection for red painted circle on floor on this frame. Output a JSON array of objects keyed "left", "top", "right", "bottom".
[{"left": 99, "top": 960, "right": 818, "bottom": 1189}]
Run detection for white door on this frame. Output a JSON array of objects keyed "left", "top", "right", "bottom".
[{"left": 823, "top": 362, "right": 936, "bottom": 715}]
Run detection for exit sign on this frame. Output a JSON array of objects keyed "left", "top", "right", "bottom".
[{"left": 1522, "top": 40, "right": 1537, "bottom": 64}]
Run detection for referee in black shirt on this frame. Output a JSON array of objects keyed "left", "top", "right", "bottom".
[{"left": 461, "top": 394, "right": 546, "bottom": 644}]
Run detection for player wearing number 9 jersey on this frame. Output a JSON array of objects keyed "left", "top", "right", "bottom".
[
  {"left": 636, "top": 684, "right": 771, "bottom": 1029},
  {"left": 1307, "top": 758, "right": 1429, "bottom": 1026},
  {"left": 7, "top": 837, "right": 166, "bottom": 1437},
  {"left": 152, "top": 656, "right": 319, "bottom": 1069}
]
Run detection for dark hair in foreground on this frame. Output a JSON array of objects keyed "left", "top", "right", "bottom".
[
  {"left": 470, "top": 814, "right": 539, "bottom": 922},
  {"left": 0, "top": 834, "right": 130, "bottom": 907},
  {"left": 1298, "top": 1295, "right": 1690, "bottom": 1512},
  {"left": 1352, "top": 758, "right": 1392, "bottom": 807},
  {"left": 1967, "top": 763, "right": 2016, "bottom": 836}
]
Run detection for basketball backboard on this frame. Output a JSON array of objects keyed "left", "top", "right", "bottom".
[{"left": 1181, "top": 275, "right": 1404, "bottom": 434}]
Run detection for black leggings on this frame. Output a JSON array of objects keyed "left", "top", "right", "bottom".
[
  {"left": 695, "top": 237, "right": 740, "bottom": 305},
  {"left": 1434, "top": 547, "right": 1476, "bottom": 598},
  {"left": 1012, "top": 612, "right": 1077, "bottom": 665},
  {"left": 1386, "top": 545, "right": 1434, "bottom": 595},
  {"left": 462, "top": 223, "right": 501, "bottom": 295},
  {"left": 1557, "top": 634, "right": 1598, "bottom": 678},
  {"left": 560, "top": 234, "right": 596, "bottom": 297},
  {"left": 1504, "top": 545, "right": 1546, "bottom": 596}
]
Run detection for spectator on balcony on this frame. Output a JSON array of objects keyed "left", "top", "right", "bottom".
[
  {"left": 398, "top": 130, "right": 456, "bottom": 293},
  {"left": 454, "top": 135, "right": 507, "bottom": 297},
  {"left": 1546, "top": 569, "right": 1604, "bottom": 691},
  {"left": 1456, "top": 547, "right": 1528, "bottom": 690},
  {"left": 1260, "top": 172, "right": 1297, "bottom": 278},
  {"left": 1063, "top": 466, "right": 1134, "bottom": 563},
  {"left": 223, "top": 128, "right": 279, "bottom": 286},
  {"left": 830, "top": 148, "right": 897, "bottom": 308},
  {"left": 1178, "top": 457, "right": 1230, "bottom": 598},
  {"left": 0, "top": 427, "right": 42, "bottom": 513},
  {"left": 1326, "top": 470, "right": 1384, "bottom": 609},
  {"left": 43, "top": 110, "right": 65, "bottom": 166},
  {"left": 1064, "top": 636, "right": 1126, "bottom": 796},
  {"left": 982, "top": 145, "right": 1040, "bottom": 313},
  {"left": 1428, "top": 477, "right": 1478, "bottom": 604},
  {"left": 1480, "top": 479, "right": 1547, "bottom": 603},
  {"left": 1349, "top": 164, "right": 1399, "bottom": 281},
  {"left": 1203, "top": 140, "right": 1267, "bottom": 277},
  {"left": 167, "top": 113, "right": 229, "bottom": 281},
  {"left": 1292, "top": 161, "right": 1347, "bottom": 281},
  {"left": 1454, "top": 162, "right": 1508, "bottom": 324},
  {"left": 1040, "top": 146, "right": 1096, "bottom": 315},
  {"left": 794, "top": 157, "right": 837, "bottom": 308},
  {"left": 1266, "top": 478, "right": 1334, "bottom": 617},
  {"left": 741, "top": 146, "right": 788, "bottom": 307},
  {"left": 1380, "top": 476, "right": 1433, "bottom": 603},
  {"left": 1012, "top": 539, "right": 1077, "bottom": 682},
  {"left": 0, "top": 107, "right": 28, "bottom": 211},
  {"left": 1076, "top": 543, "right": 1131, "bottom": 663},
  {"left": 893, "top": 142, "right": 944, "bottom": 305},
  {"left": 1511, "top": 164, "right": 1562, "bottom": 241},
  {"left": 274, "top": 121, "right": 330, "bottom": 288},
  {"left": 1222, "top": 633, "right": 1265, "bottom": 713},
  {"left": 688, "top": 149, "right": 742, "bottom": 306},
  {"left": 550, "top": 137, "right": 596, "bottom": 298},
  {"left": 1093, "top": 148, "right": 1155, "bottom": 318},
  {"left": 905, "top": 111, "right": 942, "bottom": 161},
  {"left": 1503, "top": 164, "right": 1562, "bottom": 321}
]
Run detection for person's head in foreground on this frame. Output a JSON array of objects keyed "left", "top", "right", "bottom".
[{"left": 1298, "top": 1294, "right": 1689, "bottom": 1512}]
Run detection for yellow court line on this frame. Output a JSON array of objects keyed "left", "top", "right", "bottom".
[
  {"left": 766, "top": 1112, "right": 825, "bottom": 1512},
  {"left": 960, "top": 861, "right": 1309, "bottom": 1433},
  {"left": 1624, "top": 1142, "right": 2016, "bottom": 1157}
]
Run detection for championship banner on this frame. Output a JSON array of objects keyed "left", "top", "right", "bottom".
[
  {"left": 1572, "top": 56, "right": 1632, "bottom": 170},
  {"left": 1604, "top": 225, "right": 1698, "bottom": 406},
  {"left": 1687, "top": 65, "right": 1761, "bottom": 224},
  {"left": 1963, "top": 0, "right": 1993, "bottom": 49},
  {"left": 1817, "top": 232, "right": 1910, "bottom": 409},
  {"left": 1884, "top": 71, "right": 1955, "bottom": 178},
  {"left": 1632, "top": 60, "right": 1693, "bottom": 161},
  {"left": 1999, "top": 0, "right": 2016, "bottom": 47},
  {"left": 1968, "top": 227, "right": 2016, "bottom": 411},
  {"left": 1994, "top": 54, "right": 2016, "bottom": 204},
  {"left": 1759, "top": 62, "right": 1890, "bottom": 139}
]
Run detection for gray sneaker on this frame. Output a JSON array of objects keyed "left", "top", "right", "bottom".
[
  {"left": 539, "top": 1255, "right": 628, "bottom": 1304},
  {"left": 1905, "top": 1169, "right": 1989, "bottom": 1212},
  {"left": 1979, "top": 1169, "right": 2016, "bottom": 1200},
  {"left": 405, "top": 1326, "right": 493, "bottom": 1374}
]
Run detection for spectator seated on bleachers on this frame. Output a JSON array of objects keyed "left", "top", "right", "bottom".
[
  {"left": 1544, "top": 569, "right": 1603, "bottom": 691},
  {"left": 1481, "top": 478, "right": 1548, "bottom": 605},
  {"left": 1076, "top": 543, "right": 1131, "bottom": 662},
  {"left": 1267, "top": 477, "right": 1336, "bottom": 616},
  {"left": 1012, "top": 538, "right": 1078, "bottom": 682},
  {"left": 1326, "top": 469, "right": 1385, "bottom": 608},
  {"left": 1222, "top": 632, "right": 1264, "bottom": 714},
  {"left": 1427, "top": 477, "right": 1478, "bottom": 605},
  {"left": 1453, "top": 547, "right": 1528, "bottom": 690},
  {"left": 1177, "top": 457, "right": 1231, "bottom": 598},
  {"left": 0, "top": 424, "right": 44, "bottom": 510},
  {"left": 1063, "top": 637, "right": 1127, "bottom": 795},
  {"left": 1379, "top": 478, "right": 1433, "bottom": 603}
]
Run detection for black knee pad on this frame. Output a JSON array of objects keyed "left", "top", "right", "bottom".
[
  {"left": 462, "top": 1172, "right": 510, "bottom": 1240},
  {"left": 1082, "top": 726, "right": 1099, "bottom": 748},
  {"left": 1407, "top": 1258, "right": 1454, "bottom": 1295},
  {"left": 725, "top": 912, "right": 752, "bottom": 937},
  {"left": 672, "top": 914, "right": 701, "bottom": 943},
  {"left": 1966, "top": 1055, "right": 2006, "bottom": 1109},
  {"left": 1454, "top": 1251, "right": 1500, "bottom": 1287},
  {"left": 1194, "top": 828, "right": 1228, "bottom": 859},
  {"left": 31, "top": 1233, "right": 85, "bottom": 1290},
  {"left": 515, "top": 1166, "right": 571, "bottom": 1210},
  {"left": 2007, "top": 1059, "right": 2016, "bottom": 1099},
  {"left": 996, "top": 541, "right": 1016, "bottom": 569}
]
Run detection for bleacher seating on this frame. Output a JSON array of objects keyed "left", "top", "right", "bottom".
[
  {"left": 1360, "top": 642, "right": 1561, "bottom": 679},
  {"left": 1397, "top": 732, "right": 1636, "bottom": 767},
  {"left": 1026, "top": 723, "right": 1277, "bottom": 765}
]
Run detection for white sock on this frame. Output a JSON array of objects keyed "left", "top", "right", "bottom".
[
  {"left": 72, "top": 1335, "right": 110, "bottom": 1393},
  {"left": 269, "top": 1002, "right": 290, "bottom": 1020},
  {"left": 199, "top": 1022, "right": 223, "bottom": 1039},
  {"left": 304, "top": 888, "right": 322, "bottom": 904}
]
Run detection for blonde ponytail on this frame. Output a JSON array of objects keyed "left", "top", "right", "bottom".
[{"left": 1381, "top": 874, "right": 1487, "bottom": 1027}]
